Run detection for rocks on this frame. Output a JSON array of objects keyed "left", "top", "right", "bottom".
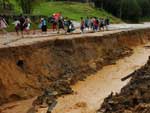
[
  {"left": 97, "top": 57, "right": 150, "bottom": 113},
  {"left": 32, "top": 79, "right": 73, "bottom": 113}
]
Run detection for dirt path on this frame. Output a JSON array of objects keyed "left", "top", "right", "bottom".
[
  {"left": 0, "top": 44, "right": 150, "bottom": 113},
  {"left": 0, "top": 22, "right": 150, "bottom": 48},
  {"left": 0, "top": 29, "right": 122, "bottom": 48}
]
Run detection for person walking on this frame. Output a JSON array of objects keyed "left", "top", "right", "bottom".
[
  {"left": 19, "top": 14, "right": 25, "bottom": 37},
  {"left": 52, "top": 18, "right": 57, "bottom": 32},
  {"left": 12, "top": 18, "right": 20, "bottom": 35},
  {"left": 80, "top": 17, "right": 85, "bottom": 34},
  {"left": 105, "top": 17, "right": 110, "bottom": 31},
  {"left": 85, "top": 17, "right": 90, "bottom": 30},
  {"left": 89, "top": 17, "right": 94, "bottom": 31},
  {"left": 0, "top": 16, "right": 8, "bottom": 34},
  {"left": 57, "top": 17, "right": 66, "bottom": 34},
  {"left": 66, "top": 18, "right": 75, "bottom": 33},
  {"left": 41, "top": 18, "right": 47, "bottom": 33},
  {"left": 99, "top": 18, "right": 105, "bottom": 31},
  {"left": 93, "top": 17, "right": 99, "bottom": 32},
  {"left": 24, "top": 17, "right": 31, "bottom": 35}
]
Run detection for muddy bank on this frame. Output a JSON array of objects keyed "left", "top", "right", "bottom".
[
  {"left": 0, "top": 29, "right": 149, "bottom": 105},
  {"left": 98, "top": 55, "right": 150, "bottom": 113}
]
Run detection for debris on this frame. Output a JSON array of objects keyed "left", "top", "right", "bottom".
[{"left": 97, "top": 57, "right": 150, "bottom": 113}]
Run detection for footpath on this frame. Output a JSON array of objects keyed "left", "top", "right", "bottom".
[{"left": 0, "top": 23, "right": 150, "bottom": 48}]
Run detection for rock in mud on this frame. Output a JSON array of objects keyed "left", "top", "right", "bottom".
[
  {"left": 32, "top": 80, "right": 73, "bottom": 113},
  {"left": 97, "top": 57, "right": 150, "bottom": 113}
]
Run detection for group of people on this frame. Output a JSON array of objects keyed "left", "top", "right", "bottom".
[
  {"left": 48, "top": 14, "right": 75, "bottom": 34},
  {"left": 0, "top": 15, "right": 32, "bottom": 37},
  {"left": 13, "top": 15, "right": 31, "bottom": 36},
  {"left": 0, "top": 14, "right": 110, "bottom": 38},
  {"left": 80, "top": 17, "right": 110, "bottom": 33}
]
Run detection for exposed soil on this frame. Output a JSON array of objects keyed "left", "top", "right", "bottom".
[
  {"left": 1, "top": 44, "right": 150, "bottom": 113},
  {"left": 0, "top": 28, "right": 150, "bottom": 113},
  {"left": 98, "top": 51, "right": 150, "bottom": 113}
]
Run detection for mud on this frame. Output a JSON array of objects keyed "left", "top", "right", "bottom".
[
  {"left": 0, "top": 28, "right": 149, "bottom": 109},
  {"left": 98, "top": 56, "right": 150, "bottom": 113}
]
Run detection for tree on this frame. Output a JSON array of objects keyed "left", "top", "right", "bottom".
[
  {"left": 137, "top": 0, "right": 150, "bottom": 16},
  {"left": 0, "top": 0, "right": 14, "bottom": 13},
  {"left": 121, "top": 0, "right": 141, "bottom": 21},
  {"left": 18, "top": 0, "right": 32, "bottom": 14}
]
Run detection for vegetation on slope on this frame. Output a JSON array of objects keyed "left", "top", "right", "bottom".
[{"left": 32, "top": 2, "right": 121, "bottom": 23}]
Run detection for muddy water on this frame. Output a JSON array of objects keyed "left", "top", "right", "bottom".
[
  {"left": 52, "top": 45, "right": 150, "bottom": 113},
  {"left": 0, "top": 45, "right": 150, "bottom": 113}
]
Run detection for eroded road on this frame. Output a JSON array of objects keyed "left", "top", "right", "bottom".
[{"left": 0, "top": 22, "right": 150, "bottom": 47}]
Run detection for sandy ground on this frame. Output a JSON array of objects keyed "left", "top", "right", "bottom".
[{"left": 0, "top": 44, "right": 150, "bottom": 113}]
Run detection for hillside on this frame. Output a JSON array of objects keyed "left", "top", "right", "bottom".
[
  {"left": 8, "top": 1, "right": 121, "bottom": 23},
  {"left": 32, "top": 2, "right": 121, "bottom": 23}
]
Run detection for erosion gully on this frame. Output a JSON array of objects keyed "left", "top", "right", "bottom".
[
  {"left": 1, "top": 45, "right": 150, "bottom": 113},
  {"left": 0, "top": 29, "right": 150, "bottom": 113}
]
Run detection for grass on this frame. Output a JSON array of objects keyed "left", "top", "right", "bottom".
[
  {"left": 5, "top": 1, "right": 122, "bottom": 31},
  {"left": 32, "top": 2, "right": 121, "bottom": 23}
]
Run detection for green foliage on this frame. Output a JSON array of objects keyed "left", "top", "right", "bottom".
[
  {"left": 18, "top": 0, "right": 32, "bottom": 14},
  {"left": 137, "top": 0, "right": 150, "bottom": 16},
  {"left": 15, "top": 0, "right": 47, "bottom": 14},
  {"left": 0, "top": 0, "right": 15, "bottom": 13},
  {"left": 121, "top": 0, "right": 141, "bottom": 22},
  {"left": 1, "top": 1, "right": 121, "bottom": 23},
  {"left": 32, "top": 1, "right": 121, "bottom": 23},
  {"left": 93, "top": 0, "right": 150, "bottom": 22}
]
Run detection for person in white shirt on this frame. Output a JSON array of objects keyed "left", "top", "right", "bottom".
[
  {"left": 0, "top": 16, "right": 8, "bottom": 34},
  {"left": 12, "top": 19, "right": 20, "bottom": 35}
]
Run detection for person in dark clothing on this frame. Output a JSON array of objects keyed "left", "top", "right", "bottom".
[
  {"left": 105, "top": 17, "right": 110, "bottom": 30},
  {"left": 19, "top": 14, "right": 25, "bottom": 37},
  {"left": 99, "top": 18, "right": 105, "bottom": 31},
  {"left": 66, "top": 18, "right": 75, "bottom": 33},
  {"left": 41, "top": 18, "right": 47, "bottom": 33},
  {"left": 57, "top": 17, "right": 66, "bottom": 34}
]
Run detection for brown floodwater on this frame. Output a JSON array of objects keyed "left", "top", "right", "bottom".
[
  {"left": 52, "top": 45, "right": 150, "bottom": 113},
  {"left": 0, "top": 45, "right": 150, "bottom": 113}
]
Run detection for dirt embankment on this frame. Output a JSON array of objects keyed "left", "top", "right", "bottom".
[
  {"left": 98, "top": 56, "right": 150, "bottom": 113},
  {"left": 0, "top": 29, "right": 149, "bottom": 105}
]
